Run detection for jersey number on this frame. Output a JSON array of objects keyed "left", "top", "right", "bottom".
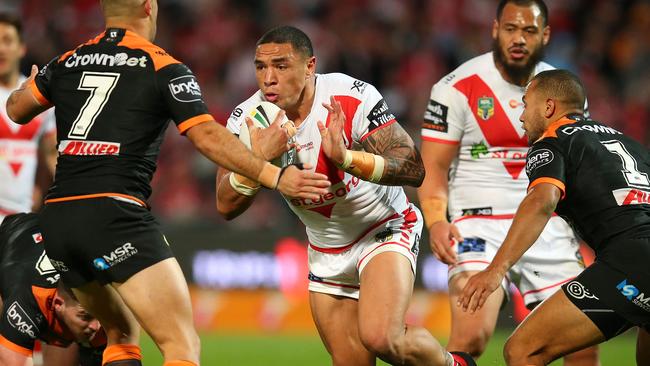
[
  {"left": 68, "top": 72, "right": 120, "bottom": 139},
  {"left": 602, "top": 140, "right": 650, "bottom": 188}
]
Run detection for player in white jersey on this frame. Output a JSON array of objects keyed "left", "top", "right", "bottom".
[
  {"left": 417, "top": 1, "right": 598, "bottom": 364},
  {"left": 217, "top": 26, "right": 476, "bottom": 366},
  {"left": 0, "top": 13, "right": 56, "bottom": 223}
]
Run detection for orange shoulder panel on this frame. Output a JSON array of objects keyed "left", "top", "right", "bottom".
[
  {"left": 118, "top": 31, "right": 180, "bottom": 71},
  {"left": 58, "top": 32, "right": 105, "bottom": 63},
  {"left": 539, "top": 117, "right": 577, "bottom": 140}
]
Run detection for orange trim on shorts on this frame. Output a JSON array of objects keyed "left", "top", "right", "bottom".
[
  {"left": 528, "top": 177, "right": 566, "bottom": 199},
  {"left": 539, "top": 117, "right": 577, "bottom": 140},
  {"left": 103, "top": 344, "right": 142, "bottom": 363},
  {"left": 0, "top": 335, "right": 33, "bottom": 357},
  {"left": 118, "top": 30, "right": 180, "bottom": 71},
  {"left": 177, "top": 114, "right": 213, "bottom": 135},
  {"left": 28, "top": 79, "right": 52, "bottom": 107},
  {"left": 44, "top": 193, "right": 146, "bottom": 207},
  {"left": 420, "top": 135, "right": 461, "bottom": 145},
  {"left": 58, "top": 32, "right": 105, "bottom": 62},
  {"left": 163, "top": 361, "right": 198, "bottom": 366}
]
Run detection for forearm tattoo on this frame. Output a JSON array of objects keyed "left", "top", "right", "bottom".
[{"left": 362, "top": 124, "right": 425, "bottom": 186}]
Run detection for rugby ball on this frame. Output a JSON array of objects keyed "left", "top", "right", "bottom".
[{"left": 239, "top": 101, "right": 297, "bottom": 167}]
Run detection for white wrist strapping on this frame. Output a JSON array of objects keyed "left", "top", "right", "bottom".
[{"left": 229, "top": 173, "right": 260, "bottom": 196}]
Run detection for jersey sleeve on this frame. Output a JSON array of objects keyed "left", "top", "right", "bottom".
[
  {"left": 157, "top": 63, "right": 213, "bottom": 135},
  {"left": 30, "top": 56, "right": 58, "bottom": 108},
  {"left": 526, "top": 140, "right": 567, "bottom": 198},
  {"left": 355, "top": 83, "right": 398, "bottom": 142},
  {"left": 0, "top": 298, "right": 40, "bottom": 357},
  {"left": 225, "top": 104, "right": 247, "bottom": 136},
  {"left": 420, "top": 77, "right": 466, "bottom": 144}
]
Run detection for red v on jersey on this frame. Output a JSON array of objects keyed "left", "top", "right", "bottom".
[
  {"left": 0, "top": 113, "right": 42, "bottom": 141},
  {"left": 310, "top": 95, "right": 361, "bottom": 217},
  {"left": 454, "top": 75, "right": 528, "bottom": 179}
]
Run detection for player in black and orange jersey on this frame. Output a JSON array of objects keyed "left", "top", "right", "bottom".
[
  {"left": 5, "top": 1, "right": 330, "bottom": 366},
  {"left": 459, "top": 69, "right": 650, "bottom": 365},
  {"left": 0, "top": 213, "right": 105, "bottom": 366}
]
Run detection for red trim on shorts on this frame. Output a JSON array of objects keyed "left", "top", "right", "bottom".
[
  {"left": 359, "top": 119, "right": 397, "bottom": 142},
  {"left": 309, "top": 212, "right": 400, "bottom": 254},
  {"left": 356, "top": 241, "right": 416, "bottom": 269},
  {"left": 521, "top": 277, "right": 575, "bottom": 298},
  {"left": 448, "top": 259, "right": 491, "bottom": 270},
  {"left": 309, "top": 278, "right": 360, "bottom": 290},
  {"left": 421, "top": 136, "right": 460, "bottom": 145},
  {"left": 452, "top": 214, "right": 516, "bottom": 223}
]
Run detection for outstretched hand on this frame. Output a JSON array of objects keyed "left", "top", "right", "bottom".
[
  {"left": 428, "top": 220, "right": 462, "bottom": 265},
  {"left": 317, "top": 96, "right": 347, "bottom": 166},
  {"left": 457, "top": 267, "right": 505, "bottom": 313},
  {"left": 276, "top": 163, "right": 331, "bottom": 200}
]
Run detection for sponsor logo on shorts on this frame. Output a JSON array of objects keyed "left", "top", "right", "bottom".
[
  {"left": 561, "top": 124, "right": 622, "bottom": 136},
  {"left": 565, "top": 281, "right": 599, "bottom": 300},
  {"left": 307, "top": 272, "right": 324, "bottom": 282},
  {"left": 59, "top": 140, "right": 120, "bottom": 156},
  {"left": 525, "top": 148, "right": 554, "bottom": 176},
  {"left": 411, "top": 234, "right": 420, "bottom": 256},
  {"left": 457, "top": 237, "right": 486, "bottom": 254},
  {"left": 64, "top": 52, "right": 147, "bottom": 68},
  {"left": 611, "top": 188, "right": 650, "bottom": 206},
  {"left": 617, "top": 279, "right": 650, "bottom": 312},
  {"left": 367, "top": 99, "right": 396, "bottom": 132},
  {"left": 461, "top": 207, "right": 493, "bottom": 216},
  {"left": 423, "top": 100, "right": 448, "bottom": 133},
  {"left": 374, "top": 228, "right": 394, "bottom": 244},
  {"left": 7, "top": 302, "right": 37, "bottom": 338},
  {"left": 49, "top": 258, "right": 69, "bottom": 273},
  {"left": 93, "top": 243, "right": 138, "bottom": 271},
  {"left": 168, "top": 75, "right": 202, "bottom": 103}
]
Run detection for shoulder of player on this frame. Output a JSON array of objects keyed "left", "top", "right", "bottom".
[
  {"left": 117, "top": 31, "right": 181, "bottom": 71},
  {"left": 430, "top": 52, "right": 492, "bottom": 91},
  {"left": 533, "top": 60, "right": 556, "bottom": 74},
  {"left": 317, "top": 72, "right": 377, "bottom": 97}
]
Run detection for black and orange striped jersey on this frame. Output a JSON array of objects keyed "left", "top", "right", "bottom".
[
  {"left": 30, "top": 28, "right": 212, "bottom": 205},
  {"left": 526, "top": 114, "right": 650, "bottom": 253},
  {"left": 0, "top": 213, "right": 105, "bottom": 360}
]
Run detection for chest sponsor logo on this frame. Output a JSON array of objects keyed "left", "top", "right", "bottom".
[
  {"left": 422, "top": 100, "right": 448, "bottom": 133},
  {"left": 525, "top": 149, "right": 554, "bottom": 176},
  {"left": 565, "top": 281, "right": 599, "bottom": 300},
  {"left": 93, "top": 243, "right": 138, "bottom": 271},
  {"left": 7, "top": 302, "right": 37, "bottom": 338},
  {"left": 64, "top": 52, "right": 147, "bottom": 68},
  {"left": 367, "top": 99, "right": 396, "bottom": 132},
  {"left": 289, "top": 177, "right": 361, "bottom": 217},
  {"left": 561, "top": 124, "right": 622, "bottom": 136},
  {"left": 612, "top": 188, "right": 650, "bottom": 206},
  {"left": 59, "top": 140, "right": 120, "bottom": 156},
  {"left": 477, "top": 97, "right": 494, "bottom": 120},
  {"left": 617, "top": 279, "right": 650, "bottom": 312},
  {"left": 168, "top": 75, "right": 202, "bottom": 103}
]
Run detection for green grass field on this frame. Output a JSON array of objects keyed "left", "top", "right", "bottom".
[{"left": 139, "top": 329, "right": 637, "bottom": 365}]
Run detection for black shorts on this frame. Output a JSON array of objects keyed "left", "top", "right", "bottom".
[
  {"left": 562, "top": 257, "right": 650, "bottom": 339},
  {"left": 40, "top": 197, "right": 174, "bottom": 287}
]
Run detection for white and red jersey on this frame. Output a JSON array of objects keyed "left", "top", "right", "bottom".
[
  {"left": 227, "top": 73, "right": 410, "bottom": 249},
  {"left": 0, "top": 76, "right": 56, "bottom": 216},
  {"left": 421, "top": 52, "right": 555, "bottom": 220}
]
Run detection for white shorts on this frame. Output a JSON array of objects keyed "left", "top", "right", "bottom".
[
  {"left": 307, "top": 204, "right": 423, "bottom": 299},
  {"left": 448, "top": 215, "right": 584, "bottom": 306}
]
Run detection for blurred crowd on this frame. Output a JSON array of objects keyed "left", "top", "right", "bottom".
[{"left": 9, "top": 0, "right": 650, "bottom": 224}]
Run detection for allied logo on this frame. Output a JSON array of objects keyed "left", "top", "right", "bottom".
[
  {"left": 59, "top": 140, "right": 120, "bottom": 156},
  {"left": 477, "top": 97, "right": 494, "bottom": 120},
  {"left": 93, "top": 243, "right": 138, "bottom": 271},
  {"left": 566, "top": 281, "right": 599, "bottom": 300},
  {"left": 168, "top": 75, "right": 202, "bottom": 103},
  {"left": 617, "top": 279, "right": 650, "bottom": 312},
  {"left": 7, "top": 302, "right": 37, "bottom": 338}
]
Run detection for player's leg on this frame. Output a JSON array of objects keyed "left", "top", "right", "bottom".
[
  {"left": 358, "top": 251, "right": 449, "bottom": 366},
  {"left": 113, "top": 257, "right": 200, "bottom": 366},
  {"left": 637, "top": 327, "right": 650, "bottom": 365},
  {"left": 309, "top": 291, "right": 375, "bottom": 366},
  {"left": 503, "top": 290, "right": 605, "bottom": 366}
]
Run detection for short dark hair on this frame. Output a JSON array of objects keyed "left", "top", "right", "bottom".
[
  {"left": 0, "top": 12, "right": 23, "bottom": 42},
  {"left": 57, "top": 280, "right": 79, "bottom": 302},
  {"left": 532, "top": 69, "right": 586, "bottom": 110},
  {"left": 497, "top": 0, "right": 548, "bottom": 27},
  {"left": 256, "top": 26, "right": 313, "bottom": 58}
]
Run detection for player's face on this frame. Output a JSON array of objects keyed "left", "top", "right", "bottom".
[
  {"left": 58, "top": 303, "right": 101, "bottom": 343},
  {"left": 492, "top": 3, "right": 549, "bottom": 82},
  {"left": 0, "top": 22, "right": 25, "bottom": 80},
  {"left": 254, "top": 43, "right": 315, "bottom": 110},
  {"left": 520, "top": 81, "right": 546, "bottom": 144}
]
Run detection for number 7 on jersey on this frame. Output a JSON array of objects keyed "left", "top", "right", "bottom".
[{"left": 68, "top": 71, "right": 120, "bottom": 139}]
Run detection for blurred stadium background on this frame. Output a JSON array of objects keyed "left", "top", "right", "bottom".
[{"left": 5, "top": 0, "right": 648, "bottom": 364}]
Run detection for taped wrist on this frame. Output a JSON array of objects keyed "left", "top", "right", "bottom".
[
  {"left": 229, "top": 173, "right": 261, "bottom": 196},
  {"left": 257, "top": 162, "right": 281, "bottom": 189},
  {"left": 420, "top": 197, "right": 448, "bottom": 228},
  {"left": 338, "top": 150, "right": 385, "bottom": 183}
]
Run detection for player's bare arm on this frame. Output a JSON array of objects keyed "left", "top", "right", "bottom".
[
  {"left": 0, "top": 344, "right": 31, "bottom": 366},
  {"left": 361, "top": 120, "right": 424, "bottom": 187},
  {"left": 6, "top": 65, "right": 49, "bottom": 125},
  {"left": 417, "top": 141, "right": 463, "bottom": 264},
  {"left": 458, "top": 182, "right": 561, "bottom": 313}
]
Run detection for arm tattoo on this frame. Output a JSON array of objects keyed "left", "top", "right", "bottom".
[{"left": 362, "top": 123, "right": 425, "bottom": 187}]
